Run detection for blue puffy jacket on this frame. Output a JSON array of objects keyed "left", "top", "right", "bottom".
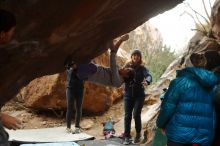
[{"left": 156, "top": 67, "right": 219, "bottom": 146}]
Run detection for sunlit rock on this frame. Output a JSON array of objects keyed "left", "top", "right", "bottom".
[{"left": 16, "top": 52, "right": 125, "bottom": 113}]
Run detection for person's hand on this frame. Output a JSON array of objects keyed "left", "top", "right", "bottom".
[
  {"left": 1, "top": 113, "right": 22, "bottom": 130},
  {"left": 120, "top": 34, "right": 129, "bottom": 42},
  {"left": 142, "top": 80, "right": 148, "bottom": 87},
  {"left": 110, "top": 34, "right": 129, "bottom": 53}
]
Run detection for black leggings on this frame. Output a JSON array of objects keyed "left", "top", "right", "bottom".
[
  {"left": 124, "top": 96, "right": 145, "bottom": 137},
  {"left": 66, "top": 73, "right": 84, "bottom": 129}
]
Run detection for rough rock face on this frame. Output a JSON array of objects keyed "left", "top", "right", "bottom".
[
  {"left": 17, "top": 74, "right": 66, "bottom": 109},
  {"left": 0, "top": 0, "right": 183, "bottom": 107},
  {"left": 17, "top": 52, "right": 125, "bottom": 113},
  {"left": 121, "top": 21, "right": 163, "bottom": 54},
  {"left": 183, "top": 34, "right": 220, "bottom": 70}
]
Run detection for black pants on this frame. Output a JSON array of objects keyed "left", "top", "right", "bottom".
[
  {"left": 124, "top": 96, "right": 145, "bottom": 137},
  {"left": 66, "top": 73, "right": 84, "bottom": 129}
]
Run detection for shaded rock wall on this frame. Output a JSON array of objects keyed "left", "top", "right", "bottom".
[{"left": 0, "top": 0, "right": 183, "bottom": 107}]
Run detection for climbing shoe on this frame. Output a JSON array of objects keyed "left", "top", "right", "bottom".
[
  {"left": 123, "top": 137, "right": 131, "bottom": 145},
  {"left": 72, "top": 127, "right": 81, "bottom": 134}
]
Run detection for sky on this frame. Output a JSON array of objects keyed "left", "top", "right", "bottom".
[{"left": 149, "top": 0, "right": 215, "bottom": 53}]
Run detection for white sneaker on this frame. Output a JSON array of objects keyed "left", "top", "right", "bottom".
[
  {"left": 123, "top": 137, "right": 131, "bottom": 145},
  {"left": 72, "top": 127, "right": 81, "bottom": 134},
  {"left": 66, "top": 128, "right": 73, "bottom": 133},
  {"left": 133, "top": 133, "right": 142, "bottom": 143}
]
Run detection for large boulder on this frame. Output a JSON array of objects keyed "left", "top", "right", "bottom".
[
  {"left": 17, "top": 52, "right": 126, "bottom": 113},
  {"left": 0, "top": 0, "right": 183, "bottom": 107}
]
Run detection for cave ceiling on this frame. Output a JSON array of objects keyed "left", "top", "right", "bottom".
[{"left": 0, "top": 0, "right": 183, "bottom": 106}]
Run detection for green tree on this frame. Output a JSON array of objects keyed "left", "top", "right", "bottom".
[
  {"left": 121, "top": 22, "right": 177, "bottom": 83},
  {"left": 145, "top": 45, "right": 176, "bottom": 83}
]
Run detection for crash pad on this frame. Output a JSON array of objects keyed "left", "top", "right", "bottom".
[
  {"left": 6, "top": 127, "right": 94, "bottom": 143},
  {"left": 78, "top": 139, "right": 139, "bottom": 146},
  {"left": 20, "top": 142, "right": 79, "bottom": 146}
]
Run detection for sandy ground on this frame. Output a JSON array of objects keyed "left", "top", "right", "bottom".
[{"left": 2, "top": 99, "right": 127, "bottom": 140}]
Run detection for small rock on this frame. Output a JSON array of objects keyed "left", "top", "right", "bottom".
[
  {"left": 80, "top": 119, "right": 94, "bottom": 130},
  {"left": 41, "top": 121, "right": 47, "bottom": 125}
]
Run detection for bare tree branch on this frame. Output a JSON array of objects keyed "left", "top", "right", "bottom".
[
  {"left": 191, "top": 28, "right": 207, "bottom": 35},
  {"left": 184, "top": 2, "right": 210, "bottom": 26},
  {"left": 195, "top": 12, "right": 208, "bottom": 32},
  {"left": 208, "top": 0, "right": 212, "bottom": 10},
  {"left": 180, "top": 11, "right": 197, "bottom": 25},
  {"left": 202, "top": 0, "right": 211, "bottom": 21},
  {"left": 180, "top": 11, "right": 207, "bottom": 33}
]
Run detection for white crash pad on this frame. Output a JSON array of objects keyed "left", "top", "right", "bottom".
[
  {"left": 6, "top": 127, "right": 94, "bottom": 143},
  {"left": 20, "top": 142, "right": 79, "bottom": 146}
]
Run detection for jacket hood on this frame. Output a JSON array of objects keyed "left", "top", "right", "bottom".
[{"left": 177, "top": 67, "right": 219, "bottom": 88}]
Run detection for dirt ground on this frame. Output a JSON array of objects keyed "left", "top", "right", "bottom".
[{"left": 1, "top": 98, "right": 127, "bottom": 140}]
